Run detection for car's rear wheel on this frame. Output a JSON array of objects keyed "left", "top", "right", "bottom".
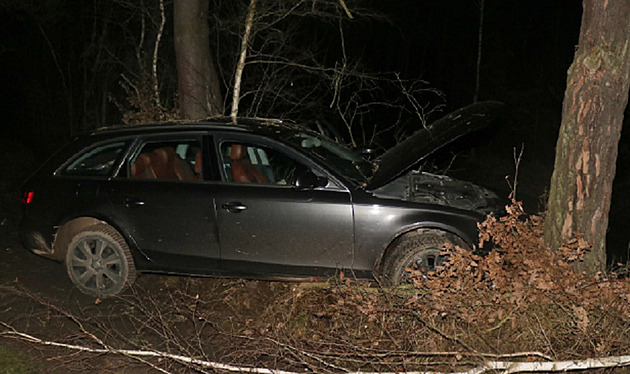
[
  {"left": 65, "top": 224, "right": 136, "bottom": 297},
  {"left": 379, "top": 230, "right": 466, "bottom": 286}
]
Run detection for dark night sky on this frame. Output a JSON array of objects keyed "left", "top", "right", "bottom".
[
  {"left": 1, "top": 1, "right": 629, "bottom": 259},
  {"left": 0, "top": 1, "right": 584, "bottom": 141},
  {"left": 352, "top": 1, "right": 587, "bottom": 211},
  {"left": 0, "top": 2, "right": 582, "bottom": 128}
]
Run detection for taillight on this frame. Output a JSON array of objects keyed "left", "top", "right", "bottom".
[{"left": 21, "top": 190, "right": 34, "bottom": 204}]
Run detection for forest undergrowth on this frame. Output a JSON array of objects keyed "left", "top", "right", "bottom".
[
  {"left": 194, "top": 201, "right": 630, "bottom": 372},
  {"left": 3, "top": 201, "right": 630, "bottom": 373},
  {"left": 153, "top": 201, "right": 630, "bottom": 372}
]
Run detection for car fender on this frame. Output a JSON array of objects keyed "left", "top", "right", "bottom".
[{"left": 352, "top": 200, "right": 482, "bottom": 273}]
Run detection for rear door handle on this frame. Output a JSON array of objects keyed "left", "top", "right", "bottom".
[
  {"left": 124, "top": 198, "right": 146, "bottom": 207},
  {"left": 221, "top": 202, "right": 247, "bottom": 213}
]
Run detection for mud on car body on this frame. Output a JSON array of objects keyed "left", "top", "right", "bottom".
[{"left": 19, "top": 102, "right": 503, "bottom": 297}]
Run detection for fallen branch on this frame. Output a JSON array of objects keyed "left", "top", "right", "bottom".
[
  {"left": 2, "top": 321, "right": 629, "bottom": 374},
  {"left": 0, "top": 321, "right": 294, "bottom": 374}
]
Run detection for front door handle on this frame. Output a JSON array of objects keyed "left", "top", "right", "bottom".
[
  {"left": 221, "top": 202, "right": 247, "bottom": 213},
  {"left": 124, "top": 198, "right": 146, "bottom": 208}
]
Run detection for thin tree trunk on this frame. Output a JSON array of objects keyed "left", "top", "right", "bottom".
[
  {"left": 231, "top": 0, "right": 257, "bottom": 124},
  {"left": 544, "top": 0, "right": 630, "bottom": 273},
  {"left": 473, "top": 0, "right": 484, "bottom": 103},
  {"left": 151, "top": 0, "right": 166, "bottom": 112},
  {"left": 174, "top": 0, "right": 224, "bottom": 119}
]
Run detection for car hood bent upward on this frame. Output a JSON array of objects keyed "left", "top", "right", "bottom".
[
  {"left": 365, "top": 101, "right": 504, "bottom": 191},
  {"left": 366, "top": 101, "right": 504, "bottom": 215}
]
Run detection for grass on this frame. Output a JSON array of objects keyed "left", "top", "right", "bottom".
[{"left": 0, "top": 346, "right": 37, "bottom": 374}]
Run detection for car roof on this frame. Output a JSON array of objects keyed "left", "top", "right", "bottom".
[
  {"left": 30, "top": 117, "right": 324, "bottom": 181},
  {"left": 85, "top": 117, "right": 309, "bottom": 141}
]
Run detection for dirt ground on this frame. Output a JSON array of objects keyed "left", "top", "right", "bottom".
[{"left": 0, "top": 175, "right": 148, "bottom": 371}]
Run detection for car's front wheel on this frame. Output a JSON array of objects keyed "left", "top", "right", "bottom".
[
  {"left": 65, "top": 224, "right": 136, "bottom": 297},
  {"left": 379, "top": 229, "right": 466, "bottom": 286}
]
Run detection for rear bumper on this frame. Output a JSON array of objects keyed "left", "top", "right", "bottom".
[{"left": 18, "top": 216, "right": 59, "bottom": 261}]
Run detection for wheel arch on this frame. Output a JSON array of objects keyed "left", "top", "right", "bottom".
[
  {"left": 372, "top": 222, "right": 472, "bottom": 275},
  {"left": 52, "top": 216, "right": 141, "bottom": 263}
]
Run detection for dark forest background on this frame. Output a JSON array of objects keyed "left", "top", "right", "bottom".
[{"left": 1, "top": 0, "right": 629, "bottom": 262}]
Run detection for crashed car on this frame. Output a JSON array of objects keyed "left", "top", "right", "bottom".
[{"left": 19, "top": 101, "right": 503, "bottom": 297}]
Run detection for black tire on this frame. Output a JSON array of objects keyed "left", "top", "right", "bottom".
[
  {"left": 65, "top": 224, "right": 136, "bottom": 297},
  {"left": 379, "top": 230, "right": 467, "bottom": 286}
]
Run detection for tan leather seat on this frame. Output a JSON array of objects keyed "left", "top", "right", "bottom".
[
  {"left": 130, "top": 154, "right": 154, "bottom": 178},
  {"left": 230, "top": 144, "right": 269, "bottom": 184},
  {"left": 167, "top": 148, "right": 196, "bottom": 180},
  {"left": 194, "top": 151, "right": 202, "bottom": 179},
  {"left": 133, "top": 148, "right": 199, "bottom": 181},
  {"left": 150, "top": 148, "right": 178, "bottom": 180}
]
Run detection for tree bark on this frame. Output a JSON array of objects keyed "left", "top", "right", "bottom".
[
  {"left": 174, "top": 0, "right": 224, "bottom": 119},
  {"left": 544, "top": 0, "right": 630, "bottom": 273}
]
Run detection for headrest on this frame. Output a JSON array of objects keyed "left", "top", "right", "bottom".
[
  {"left": 137, "top": 153, "right": 151, "bottom": 165},
  {"left": 131, "top": 153, "right": 151, "bottom": 177},
  {"left": 153, "top": 147, "right": 174, "bottom": 164},
  {"left": 230, "top": 144, "right": 246, "bottom": 160}
]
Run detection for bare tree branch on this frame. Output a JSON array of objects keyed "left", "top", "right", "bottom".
[{"left": 337, "top": 0, "right": 354, "bottom": 19}]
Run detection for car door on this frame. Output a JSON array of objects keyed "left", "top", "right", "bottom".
[
  {"left": 213, "top": 135, "right": 354, "bottom": 277},
  {"left": 106, "top": 135, "right": 221, "bottom": 271}
]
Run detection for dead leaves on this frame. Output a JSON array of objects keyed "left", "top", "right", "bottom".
[
  {"left": 558, "top": 235, "right": 590, "bottom": 262},
  {"left": 407, "top": 201, "right": 630, "bottom": 333},
  {"left": 573, "top": 305, "right": 590, "bottom": 331}
]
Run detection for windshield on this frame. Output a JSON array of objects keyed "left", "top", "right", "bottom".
[{"left": 284, "top": 132, "right": 373, "bottom": 184}]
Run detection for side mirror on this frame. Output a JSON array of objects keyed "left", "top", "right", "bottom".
[{"left": 295, "top": 170, "right": 328, "bottom": 189}]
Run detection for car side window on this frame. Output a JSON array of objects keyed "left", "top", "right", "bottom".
[
  {"left": 126, "top": 140, "right": 202, "bottom": 181},
  {"left": 219, "top": 142, "right": 307, "bottom": 186},
  {"left": 61, "top": 142, "right": 127, "bottom": 177}
]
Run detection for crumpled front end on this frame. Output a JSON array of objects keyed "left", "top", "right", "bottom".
[{"left": 372, "top": 170, "right": 502, "bottom": 215}]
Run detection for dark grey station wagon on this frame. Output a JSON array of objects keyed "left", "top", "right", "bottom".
[{"left": 19, "top": 102, "right": 503, "bottom": 297}]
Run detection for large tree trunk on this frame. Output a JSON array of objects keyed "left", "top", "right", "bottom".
[
  {"left": 544, "top": 0, "right": 630, "bottom": 274},
  {"left": 174, "top": 0, "right": 224, "bottom": 119}
]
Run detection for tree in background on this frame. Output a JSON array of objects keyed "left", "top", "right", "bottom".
[
  {"left": 544, "top": 1, "right": 630, "bottom": 273},
  {"left": 230, "top": 0, "right": 257, "bottom": 124},
  {"left": 2, "top": 0, "right": 445, "bottom": 153},
  {"left": 212, "top": 0, "right": 442, "bottom": 148},
  {"left": 174, "top": 0, "right": 224, "bottom": 119},
  {"left": 99, "top": 0, "right": 180, "bottom": 125}
]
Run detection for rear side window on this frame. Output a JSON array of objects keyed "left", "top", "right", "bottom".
[
  {"left": 60, "top": 142, "right": 127, "bottom": 177},
  {"left": 126, "top": 139, "right": 202, "bottom": 181}
]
